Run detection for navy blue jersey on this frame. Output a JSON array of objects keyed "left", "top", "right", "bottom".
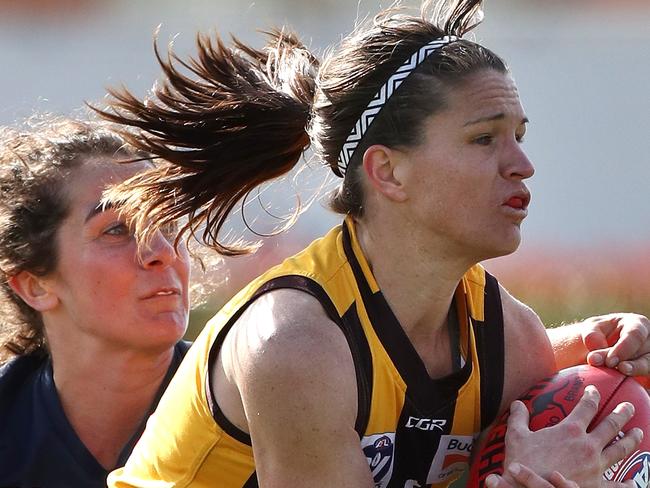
[{"left": 0, "top": 341, "right": 190, "bottom": 488}]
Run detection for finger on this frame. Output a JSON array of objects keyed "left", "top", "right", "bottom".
[
  {"left": 602, "top": 480, "right": 637, "bottom": 487},
  {"left": 485, "top": 474, "right": 516, "bottom": 488},
  {"left": 548, "top": 471, "right": 579, "bottom": 488},
  {"left": 583, "top": 327, "right": 612, "bottom": 352},
  {"left": 507, "top": 463, "right": 554, "bottom": 488},
  {"left": 591, "top": 402, "right": 635, "bottom": 447},
  {"left": 606, "top": 322, "right": 649, "bottom": 368},
  {"left": 617, "top": 353, "right": 650, "bottom": 376},
  {"left": 566, "top": 385, "right": 600, "bottom": 429},
  {"left": 587, "top": 348, "right": 610, "bottom": 367},
  {"left": 602, "top": 427, "right": 643, "bottom": 469},
  {"left": 506, "top": 400, "right": 532, "bottom": 439}
]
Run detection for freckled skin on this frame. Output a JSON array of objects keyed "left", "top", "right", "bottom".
[
  {"left": 43, "top": 158, "right": 190, "bottom": 353},
  {"left": 394, "top": 70, "right": 533, "bottom": 264}
]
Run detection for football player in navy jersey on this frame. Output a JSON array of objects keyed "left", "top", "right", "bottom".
[{"left": 0, "top": 116, "right": 192, "bottom": 487}]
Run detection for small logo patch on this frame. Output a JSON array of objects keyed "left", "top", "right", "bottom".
[
  {"left": 361, "top": 433, "right": 396, "bottom": 488},
  {"left": 426, "top": 434, "right": 475, "bottom": 483},
  {"left": 404, "top": 416, "right": 447, "bottom": 431}
]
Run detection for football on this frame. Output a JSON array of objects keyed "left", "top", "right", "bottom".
[{"left": 467, "top": 365, "right": 650, "bottom": 487}]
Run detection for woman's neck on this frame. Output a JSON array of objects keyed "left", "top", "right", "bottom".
[
  {"left": 355, "top": 217, "right": 470, "bottom": 333},
  {"left": 49, "top": 343, "right": 174, "bottom": 469}
]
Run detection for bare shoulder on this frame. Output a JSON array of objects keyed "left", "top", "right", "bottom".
[
  {"left": 499, "top": 283, "right": 557, "bottom": 410},
  {"left": 217, "top": 288, "right": 371, "bottom": 486},
  {"left": 217, "top": 288, "right": 358, "bottom": 415},
  {"left": 229, "top": 288, "right": 354, "bottom": 383}
]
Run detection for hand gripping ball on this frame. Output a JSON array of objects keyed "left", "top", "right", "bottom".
[{"left": 467, "top": 365, "right": 650, "bottom": 487}]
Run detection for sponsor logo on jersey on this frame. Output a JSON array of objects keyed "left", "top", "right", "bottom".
[
  {"left": 404, "top": 416, "right": 447, "bottom": 431},
  {"left": 426, "top": 434, "right": 475, "bottom": 483},
  {"left": 361, "top": 433, "right": 396, "bottom": 488},
  {"left": 403, "top": 480, "right": 422, "bottom": 487}
]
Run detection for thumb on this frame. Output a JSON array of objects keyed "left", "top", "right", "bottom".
[
  {"left": 586, "top": 348, "right": 610, "bottom": 367},
  {"left": 506, "top": 400, "right": 531, "bottom": 434}
]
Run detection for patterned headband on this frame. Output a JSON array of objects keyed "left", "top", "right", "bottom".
[{"left": 336, "top": 35, "right": 458, "bottom": 177}]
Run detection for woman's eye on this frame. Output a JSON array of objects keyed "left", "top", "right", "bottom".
[
  {"left": 104, "top": 223, "right": 131, "bottom": 237},
  {"left": 516, "top": 134, "right": 526, "bottom": 143},
  {"left": 474, "top": 135, "right": 493, "bottom": 146}
]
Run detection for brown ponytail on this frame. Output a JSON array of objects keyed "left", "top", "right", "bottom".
[
  {"left": 96, "top": 0, "right": 503, "bottom": 244},
  {"left": 93, "top": 28, "right": 319, "bottom": 255}
]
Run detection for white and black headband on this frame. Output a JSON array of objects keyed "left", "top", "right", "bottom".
[{"left": 336, "top": 35, "right": 458, "bottom": 177}]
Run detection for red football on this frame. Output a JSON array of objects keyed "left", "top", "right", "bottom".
[{"left": 467, "top": 365, "right": 650, "bottom": 487}]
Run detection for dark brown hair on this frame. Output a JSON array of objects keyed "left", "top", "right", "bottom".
[
  {"left": 0, "top": 117, "right": 138, "bottom": 361},
  {"left": 94, "top": 0, "right": 505, "bottom": 251},
  {"left": 316, "top": 2, "right": 507, "bottom": 215},
  {"left": 94, "top": 29, "right": 318, "bottom": 255}
]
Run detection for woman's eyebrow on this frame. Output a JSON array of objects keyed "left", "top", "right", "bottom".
[
  {"left": 464, "top": 113, "right": 529, "bottom": 127},
  {"left": 84, "top": 201, "right": 116, "bottom": 223}
]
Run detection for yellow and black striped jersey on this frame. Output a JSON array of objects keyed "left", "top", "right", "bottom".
[{"left": 108, "top": 217, "right": 504, "bottom": 488}]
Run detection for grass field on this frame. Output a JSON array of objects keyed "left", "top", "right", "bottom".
[{"left": 485, "top": 245, "right": 650, "bottom": 327}]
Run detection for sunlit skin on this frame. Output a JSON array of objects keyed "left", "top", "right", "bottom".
[
  {"left": 43, "top": 157, "right": 190, "bottom": 355},
  {"left": 351, "top": 69, "right": 533, "bottom": 374},
  {"left": 42, "top": 160, "right": 189, "bottom": 349},
  {"left": 9, "top": 157, "right": 190, "bottom": 468},
  {"left": 362, "top": 69, "right": 533, "bottom": 273}
]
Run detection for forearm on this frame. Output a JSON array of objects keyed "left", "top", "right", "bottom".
[{"left": 546, "top": 323, "right": 589, "bottom": 371}]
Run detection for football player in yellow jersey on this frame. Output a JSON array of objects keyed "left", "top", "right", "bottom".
[{"left": 96, "top": 0, "right": 649, "bottom": 486}]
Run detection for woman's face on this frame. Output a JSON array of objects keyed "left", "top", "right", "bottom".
[
  {"left": 43, "top": 157, "right": 190, "bottom": 352},
  {"left": 393, "top": 69, "right": 534, "bottom": 262}
]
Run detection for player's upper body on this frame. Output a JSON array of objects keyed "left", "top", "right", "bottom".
[
  {"left": 97, "top": 0, "right": 649, "bottom": 486},
  {"left": 109, "top": 218, "right": 513, "bottom": 488},
  {"left": 0, "top": 341, "right": 189, "bottom": 488},
  {"left": 0, "top": 117, "right": 191, "bottom": 488}
]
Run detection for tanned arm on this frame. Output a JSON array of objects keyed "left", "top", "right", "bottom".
[{"left": 213, "top": 289, "right": 374, "bottom": 487}]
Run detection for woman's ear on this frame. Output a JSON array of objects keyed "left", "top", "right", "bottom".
[
  {"left": 8, "top": 271, "right": 59, "bottom": 312},
  {"left": 361, "top": 144, "right": 408, "bottom": 203}
]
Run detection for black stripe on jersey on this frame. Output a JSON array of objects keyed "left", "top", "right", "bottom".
[
  {"left": 474, "top": 272, "right": 505, "bottom": 429},
  {"left": 207, "top": 304, "right": 253, "bottom": 445},
  {"left": 342, "top": 222, "right": 472, "bottom": 412},
  {"left": 242, "top": 472, "right": 259, "bottom": 487},
  {"left": 389, "top": 396, "right": 459, "bottom": 487},
  {"left": 206, "top": 274, "right": 373, "bottom": 445},
  {"left": 339, "top": 304, "right": 373, "bottom": 436}
]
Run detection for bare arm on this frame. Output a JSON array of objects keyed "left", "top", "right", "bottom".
[
  {"left": 546, "top": 322, "right": 590, "bottom": 371},
  {"left": 500, "top": 284, "right": 557, "bottom": 411},
  {"left": 548, "top": 313, "right": 650, "bottom": 374},
  {"left": 214, "top": 289, "right": 373, "bottom": 487}
]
